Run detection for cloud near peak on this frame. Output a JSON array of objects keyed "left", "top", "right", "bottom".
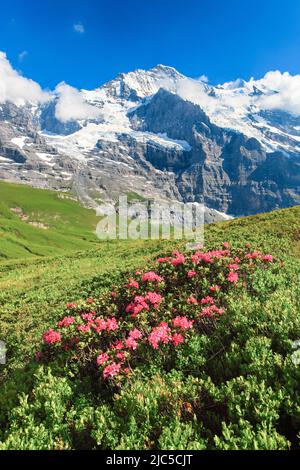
[
  {"left": 1, "top": 50, "right": 300, "bottom": 121},
  {"left": 257, "top": 70, "right": 300, "bottom": 115},
  {"left": 0, "top": 51, "right": 50, "bottom": 105},
  {"left": 55, "top": 82, "right": 102, "bottom": 122}
]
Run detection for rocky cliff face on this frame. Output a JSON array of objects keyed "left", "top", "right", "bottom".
[
  {"left": 0, "top": 64, "right": 300, "bottom": 218},
  {"left": 129, "top": 88, "right": 300, "bottom": 214}
]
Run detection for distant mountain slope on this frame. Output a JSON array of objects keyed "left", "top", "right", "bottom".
[
  {"left": 1, "top": 64, "right": 300, "bottom": 216},
  {"left": 0, "top": 181, "right": 99, "bottom": 259}
]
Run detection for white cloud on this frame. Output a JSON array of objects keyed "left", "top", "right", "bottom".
[
  {"left": 55, "top": 82, "right": 102, "bottom": 122},
  {"left": 18, "top": 50, "right": 28, "bottom": 62},
  {"left": 256, "top": 70, "right": 300, "bottom": 115},
  {"left": 73, "top": 22, "right": 85, "bottom": 34},
  {"left": 175, "top": 78, "right": 215, "bottom": 108},
  {"left": 199, "top": 74, "right": 209, "bottom": 83},
  {"left": 0, "top": 51, "right": 50, "bottom": 105},
  {"left": 175, "top": 71, "right": 300, "bottom": 117}
]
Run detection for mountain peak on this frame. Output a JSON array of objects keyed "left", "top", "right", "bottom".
[{"left": 150, "top": 64, "right": 180, "bottom": 74}]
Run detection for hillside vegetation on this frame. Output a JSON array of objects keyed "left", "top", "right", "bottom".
[
  {"left": 0, "top": 181, "right": 300, "bottom": 450},
  {"left": 0, "top": 180, "right": 100, "bottom": 259}
]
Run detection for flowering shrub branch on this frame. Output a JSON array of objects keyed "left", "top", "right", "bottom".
[{"left": 38, "top": 243, "right": 275, "bottom": 385}]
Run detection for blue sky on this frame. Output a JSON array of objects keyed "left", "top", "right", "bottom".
[{"left": 1, "top": 0, "right": 300, "bottom": 90}]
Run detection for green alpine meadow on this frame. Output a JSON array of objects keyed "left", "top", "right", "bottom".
[
  {"left": 0, "top": 181, "right": 299, "bottom": 450},
  {"left": 1, "top": 2, "right": 300, "bottom": 455}
]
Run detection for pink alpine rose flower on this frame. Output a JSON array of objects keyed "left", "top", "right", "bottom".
[
  {"left": 209, "top": 285, "right": 221, "bottom": 292},
  {"left": 103, "top": 362, "right": 121, "bottom": 379},
  {"left": 171, "top": 252, "right": 185, "bottom": 266},
  {"left": 66, "top": 302, "right": 77, "bottom": 309},
  {"left": 43, "top": 329, "right": 61, "bottom": 344},
  {"left": 187, "top": 270, "right": 197, "bottom": 278},
  {"left": 126, "top": 278, "right": 139, "bottom": 289},
  {"left": 125, "top": 337, "right": 138, "bottom": 350},
  {"left": 57, "top": 316, "right": 75, "bottom": 328},
  {"left": 201, "top": 305, "right": 225, "bottom": 317},
  {"left": 157, "top": 257, "right": 172, "bottom": 263},
  {"left": 262, "top": 254, "right": 273, "bottom": 262},
  {"left": 187, "top": 296, "right": 197, "bottom": 304},
  {"left": 129, "top": 328, "right": 143, "bottom": 340},
  {"left": 148, "top": 322, "right": 171, "bottom": 349},
  {"left": 172, "top": 316, "right": 194, "bottom": 330},
  {"left": 141, "top": 271, "right": 163, "bottom": 282},
  {"left": 93, "top": 318, "right": 107, "bottom": 332},
  {"left": 227, "top": 263, "right": 239, "bottom": 270},
  {"left": 227, "top": 271, "right": 239, "bottom": 283},
  {"left": 97, "top": 352, "right": 109, "bottom": 365},
  {"left": 172, "top": 333, "right": 185, "bottom": 346},
  {"left": 106, "top": 318, "right": 119, "bottom": 331},
  {"left": 111, "top": 340, "right": 124, "bottom": 350},
  {"left": 145, "top": 292, "right": 163, "bottom": 307},
  {"left": 116, "top": 352, "right": 125, "bottom": 362},
  {"left": 77, "top": 324, "right": 91, "bottom": 333},
  {"left": 200, "top": 296, "right": 214, "bottom": 305}
]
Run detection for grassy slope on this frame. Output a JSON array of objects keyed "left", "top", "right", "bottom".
[
  {"left": 0, "top": 181, "right": 176, "bottom": 372},
  {"left": 0, "top": 180, "right": 100, "bottom": 259},
  {"left": 0, "top": 182, "right": 299, "bottom": 405},
  {"left": 0, "top": 193, "right": 299, "bottom": 372},
  {"left": 0, "top": 181, "right": 299, "bottom": 448}
]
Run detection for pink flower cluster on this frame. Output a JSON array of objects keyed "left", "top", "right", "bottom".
[
  {"left": 172, "top": 333, "right": 184, "bottom": 346},
  {"left": 124, "top": 328, "right": 144, "bottom": 350},
  {"left": 227, "top": 263, "right": 239, "bottom": 270},
  {"left": 43, "top": 329, "right": 61, "bottom": 344},
  {"left": 201, "top": 304, "right": 225, "bottom": 317},
  {"left": 200, "top": 296, "right": 215, "bottom": 305},
  {"left": 227, "top": 271, "right": 239, "bottom": 283},
  {"left": 171, "top": 251, "right": 185, "bottom": 266},
  {"left": 103, "top": 362, "right": 121, "bottom": 379},
  {"left": 210, "top": 285, "right": 221, "bottom": 292},
  {"left": 97, "top": 352, "right": 109, "bottom": 365},
  {"left": 81, "top": 312, "right": 95, "bottom": 322},
  {"left": 157, "top": 256, "right": 172, "bottom": 263},
  {"left": 146, "top": 292, "right": 163, "bottom": 306},
  {"left": 126, "top": 292, "right": 163, "bottom": 318},
  {"left": 126, "top": 278, "right": 139, "bottom": 289},
  {"left": 172, "top": 316, "right": 194, "bottom": 330},
  {"left": 191, "top": 249, "right": 231, "bottom": 264},
  {"left": 141, "top": 271, "right": 164, "bottom": 283},
  {"left": 126, "top": 296, "right": 150, "bottom": 317},
  {"left": 69, "top": 315, "right": 119, "bottom": 335},
  {"left": 148, "top": 322, "right": 171, "bottom": 349},
  {"left": 245, "top": 252, "right": 273, "bottom": 262},
  {"left": 57, "top": 316, "right": 75, "bottom": 328},
  {"left": 95, "top": 328, "right": 144, "bottom": 378},
  {"left": 66, "top": 302, "right": 77, "bottom": 309},
  {"left": 40, "top": 243, "right": 276, "bottom": 383},
  {"left": 187, "top": 270, "right": 197, "bottom": 278}
]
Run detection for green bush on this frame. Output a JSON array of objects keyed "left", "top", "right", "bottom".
[{"left": 1, "top": 205, "right": 300, "bottom": 450}]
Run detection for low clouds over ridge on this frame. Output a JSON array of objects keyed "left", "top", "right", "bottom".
[
  {"left": 55, "top": 82, "right": 102, "bottom": 122},
  {"left": 257, "top": 70, "right": 300, "bottom": 115},
  {"left": 0, "top": 51, "right": 50, "bottom": 105},
  {"left": 1, "top": 50, "right": 300, "bottom": 121}
]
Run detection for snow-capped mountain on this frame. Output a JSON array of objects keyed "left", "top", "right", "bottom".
[{"left": 1, "top": 63, "right": 300, "bottom": 217}]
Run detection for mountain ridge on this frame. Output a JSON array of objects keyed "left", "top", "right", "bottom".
[{"left": 1, "top": 63, "right": 300, "bottom": 218}]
